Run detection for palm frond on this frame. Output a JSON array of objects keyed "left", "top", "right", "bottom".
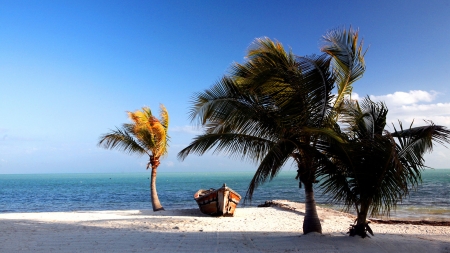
[
  {"left": 189, "top": 77, "right": 246, "bottom": 125},
  {"left": 178, "top": 133, "right": 274, "bottom": 163},
  {"left": 98, "top": 126, "right": 147, "bottom": 156},
  {"left": 244, "top": 140, "right": 296, "bottom": 202},
  {"left": 323, "top": 96, "right": 450, "bottom": 220},
  {"left": 159, "top": 104, "right": 170, "bottom": 130},
  {"left": 393, "top": 121, "right": 450, "bottom": 147},
  {"left": 295, "top": 54, "right": 334, "bottom": 123},
  {"left": 189, "top": 77, "right": 286, "bottom": 144},
  {"left": 321, "top": 27, "right": 367, "bottom": 111},
  {"left": 100, "top": 106, "right": 170, "bottom": 159},
  {"left": 391, "top": 121, "right": 450, "bottom": 185}
]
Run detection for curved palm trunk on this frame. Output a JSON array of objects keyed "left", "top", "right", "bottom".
[
  {"left": 150, "top": 156, "right": 164, "bottom": 211},
  {"left": 302, "top": 181, "right": 322, "bottom": 234}
]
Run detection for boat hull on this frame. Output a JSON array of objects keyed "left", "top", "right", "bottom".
[{"left": 194, "top": 184, "right": 241, "bottom": 216}]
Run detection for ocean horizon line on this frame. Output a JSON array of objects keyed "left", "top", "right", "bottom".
[{"left": 1, "top": 167, "right": 449, "bottom": 176}]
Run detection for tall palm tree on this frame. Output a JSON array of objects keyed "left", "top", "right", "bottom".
[
  {"left": 318, "top": 97, "right": 450, "bottom": 237},
  {"left": 178, "top": 28, "right": 365, "bottom": 234},
  {"left": 98, "top": 105, "right": 169, "bottom": 211}
]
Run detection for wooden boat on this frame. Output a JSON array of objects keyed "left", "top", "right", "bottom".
[{"left": 194, "top": 183, "right": 241, "bottom": 216}]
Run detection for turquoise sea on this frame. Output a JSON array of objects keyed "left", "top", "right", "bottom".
[{"left": 1, "top": 169, "right": 449, "bottom": 221}]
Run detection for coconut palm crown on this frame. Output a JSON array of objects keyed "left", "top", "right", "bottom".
[
  {"left": 98, "top": 104, "right": 169, "bottom": 211},
  {"left": 318, "top": 97, "right": 450, "bottom": 237}
]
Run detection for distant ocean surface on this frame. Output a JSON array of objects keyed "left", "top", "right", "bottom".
[{"left": 1, "top": 169, "right": 449, "bottom": 221}]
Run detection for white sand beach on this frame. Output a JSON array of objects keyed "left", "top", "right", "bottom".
[{"left": 0, "top": 200, "right": 449, "bottom": 253}]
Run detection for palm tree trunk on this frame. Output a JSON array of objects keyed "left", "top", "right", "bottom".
[
  {"left": 302, "top": 181, "right": 322, "bottom": 234},
  {"left": 150, "top": 156, "right": 164, "bottom": 211},
  {"left": 349, "top": 202, "right": 371, "bottom": 237},
  {"left": 355, "top": 212, "right": 368, "bottom": 233}
]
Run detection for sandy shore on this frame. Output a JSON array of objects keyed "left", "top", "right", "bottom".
[{"left": 0, "top": 200, "right": 449, "bottom": 253}]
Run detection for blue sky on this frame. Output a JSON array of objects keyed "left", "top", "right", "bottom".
[{"left": 1, "top": 0, "right": 450, "bottom": 174}]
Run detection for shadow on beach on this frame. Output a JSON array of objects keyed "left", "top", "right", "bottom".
[{"left": 0, "top": 216, "right": 448, "bottom": 253}]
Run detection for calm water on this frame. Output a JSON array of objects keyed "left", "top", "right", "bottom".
[{"left": 0, "top": 169, "right": 449, "bottom": 221}]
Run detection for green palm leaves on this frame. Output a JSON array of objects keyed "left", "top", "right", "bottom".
[
  {"left": 178, "top": 31, "right": 361, "bottom": 234},
  {"left": 180, "top": 37, "right": 334, "bottom": 189},
  {"left": 321, "top": 27, "right": 367, "bottom": 112},
  {"left": 319, "top": 97, "right": 450, "bottom": 237},
  {"left": 179, "top": 28, "right": 422, "bottom": 235}
]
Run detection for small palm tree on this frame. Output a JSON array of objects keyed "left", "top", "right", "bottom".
[
  {"left": 318, "top": 97, "right": 450, "bottom": 237},
  {"left": 98, "top": 105, "right": 169, "bottom": 211},
  {"left": 178, "top": 28, "right": 365, "bottom": 234}
]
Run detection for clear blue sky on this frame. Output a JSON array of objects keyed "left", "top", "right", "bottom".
[{"left": 1, "top": 0, "right": 450, "bottom": 174}]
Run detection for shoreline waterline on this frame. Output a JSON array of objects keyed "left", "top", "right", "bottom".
[{"left": 1, "top": 170, "right": 449, "bottom": 221}]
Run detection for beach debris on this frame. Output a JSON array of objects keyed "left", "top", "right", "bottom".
[{"left": 369, "top": 219, "right": 450, "bottom": 226}]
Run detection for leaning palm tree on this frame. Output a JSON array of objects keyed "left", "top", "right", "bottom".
[
  {"left": 178, "top": 29, "right": 365, "bottom": 234},
  {"left": 318, "top": 97, "right": 450, "bottom": 237},
  {"left": 98, "top": 105, "right": 169, "bottom": 211}
]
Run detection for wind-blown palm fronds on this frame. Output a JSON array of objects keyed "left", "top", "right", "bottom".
[
  {"left": 321, "top": 27, "right": 367, "bottom": 114},
  {"left": 180, "top": 37, "right": 338, "bottom": 234},
  {"left": 179, "top": 29, "right": 366, "bottom": 234},
  {"left": 98, "top": 105, "right": 170, "bottom": 211},
  {"left": 98, "top": 127, "right": 148, "bottom": 156},
  {"left": 318, "top": 97, "right": 450, "bottom": 237}
]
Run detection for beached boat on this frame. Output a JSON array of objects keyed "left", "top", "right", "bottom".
[{"left": 194, "top": 183, "right": 241, "bottom": 216}]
